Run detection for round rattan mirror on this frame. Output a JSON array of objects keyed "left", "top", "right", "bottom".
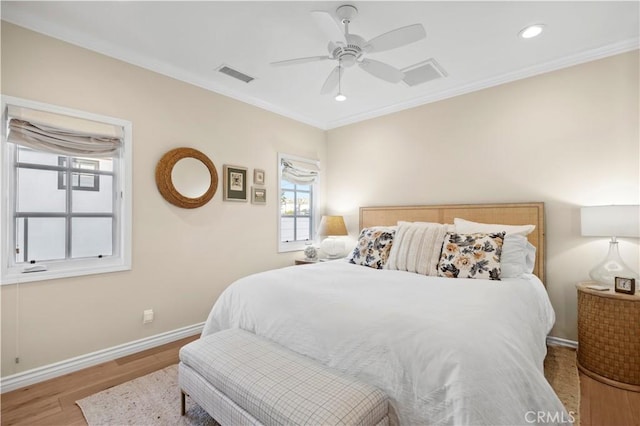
[{"left": 155, "top": 147, "right": 218, "bottom": 208}]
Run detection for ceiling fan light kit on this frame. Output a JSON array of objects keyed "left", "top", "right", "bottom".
[{"left": 271, "top": 4, "right": 428, "bottom": 99}]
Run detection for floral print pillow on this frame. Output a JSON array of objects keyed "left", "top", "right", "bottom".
[
  {"left": 348, "top": 227, "right": 396, "bottom": 269},
  {"left": 437, "top": 232, "right": 505, "bottom": 280}
]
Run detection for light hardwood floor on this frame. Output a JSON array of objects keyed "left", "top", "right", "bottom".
[
  {"left": 1, "top": 334, "right": 199, "bottom": 426},
  {"left": 2, "top": 338, "right": 638, "bottom": 426}
]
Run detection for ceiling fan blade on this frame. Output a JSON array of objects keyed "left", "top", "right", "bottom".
[
  {"left": 311, "top": 10, "right": 347, "bottom": 44},
  {"left": 365, "top": 24, "right": 426, "bottom": 53},
  {"left": 270, "top": 56, "right": 331, "bottom": 67},
  {"left": 359, "top": 59, "right": 404, "bottom": 83},
  {"left": 320, "top": 66, "right": 340, "bottom": 94}
]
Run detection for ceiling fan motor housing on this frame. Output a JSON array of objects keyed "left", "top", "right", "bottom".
[{"left": 331, "top": 34, "right": 365, "bottom": 67}]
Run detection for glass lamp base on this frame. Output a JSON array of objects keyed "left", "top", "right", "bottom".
[
  {"left": 320, "top": 237, "right": 345, "bottom": 258},
  {"left": 589, "top": 240, "right": 639, "bottom": 285}
]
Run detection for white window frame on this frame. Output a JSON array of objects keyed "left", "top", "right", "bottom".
[
  {"left": 1, "top": 96, "right": 132, "bottom": 284},
  {"left": 278, "top": 153, "right": 319, "bottom": 253}
]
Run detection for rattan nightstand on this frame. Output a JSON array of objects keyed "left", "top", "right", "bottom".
[{"left": 576, "top": 281, "right": 640, "bottom": 392}]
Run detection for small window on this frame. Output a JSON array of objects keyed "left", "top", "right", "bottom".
[
  {"left": 278, "top": 153, "right": 319, "bottom": 252},
  {"left": 1, "top": 96, "right": 132, "bottom": 284}
]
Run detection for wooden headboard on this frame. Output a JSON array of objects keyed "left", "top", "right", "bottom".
[{"left": 360, "top": 203, "right": 545, "bottom": 281}]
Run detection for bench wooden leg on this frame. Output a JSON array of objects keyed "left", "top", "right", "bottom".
[{"left": 181, "top": 390, "right": 186, "bottom": 416}]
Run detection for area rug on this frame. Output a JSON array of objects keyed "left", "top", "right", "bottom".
[
  {"left": 77, "top": 346, "right": 579, "bottom": 425},
  {"left": 76, "top": 365, "right": 217, "bottom": 425},
  {"left": 545, "top": 345, "right": 580, "bottom": 425}
]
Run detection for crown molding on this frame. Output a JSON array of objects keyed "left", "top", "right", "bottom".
[
  {"left": 1, "top": 16, "right": 326, "bottom": 130},
  {"left": 325, "top": 38, "right": 640, "bottom": 129},
  {"left": 3, "top": 14, "right": 637, "bottom": 132}
]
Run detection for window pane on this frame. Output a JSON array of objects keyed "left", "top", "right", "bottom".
[
  {"left": 72, "top": 175, "right": 113, "bottom": 213},
  {"left": 296, "top": 217, "right": 310, "bottom": 241},
  {"left": 17, "top": 168, "right": 66, "bottom": 212},
  {"left": 72, "top": 218, "right": 113, "bottom": 258},
  {"left": 281, "top": 190, "right": 295, "bottom": 215},
  {"left": 296, "top": 191, "right": 311, "bottom": 215},
  {"left": 281, "top": 181, "right": 295, "bottom": 190},
  {"left": 280, "top": 217, "right": 295, "bottom": 242},
  {"left": 26, "top": 217, "right": 66, "bottom": 262},
  {"left": 17, "top": 147, "right": 62, "bottom": 167},
  {"left": 96, "top": 158, "right": 113, "bottom": 172}
]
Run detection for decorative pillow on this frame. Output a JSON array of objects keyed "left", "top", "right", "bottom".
[
  {"left": 347, "top": 227, "right": 396, "bottom": 269},
  {"left": 437, "top": 232, "right": 505, "bottom": 280},
  {"left": 453, "top": 218, "right": 535, "bottom": 236},
  {"left": 501, "top": 234, "right": 537, "bottom": 278},
  {"left": 386, "top": 221, "right": 447, "bottom": 276}
]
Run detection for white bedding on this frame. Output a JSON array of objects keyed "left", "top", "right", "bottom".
[{"left": 202, "top": 260, "right": 570, "bottom": 425}]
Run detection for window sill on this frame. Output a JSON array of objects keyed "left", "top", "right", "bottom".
[
  {"left": 278, "top": 242, "right": 315, "bottom": 253},
  {"left": 1, "top": 260, "right": 131, "bottom": 285}
]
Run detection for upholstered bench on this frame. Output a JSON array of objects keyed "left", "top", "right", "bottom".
[{"left": 179, "top": 328, "right": 389, "bottom": 425}]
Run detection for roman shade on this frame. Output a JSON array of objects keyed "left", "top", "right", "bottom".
[
  {"left": 281, "top": 158, "right": 319, "bottom": 185},
  {"left": 6, "top": 105, "right": 123, "bottom": 157}
]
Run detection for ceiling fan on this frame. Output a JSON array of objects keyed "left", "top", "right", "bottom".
[{"left": 270, "top": 4, "right": 426, "bottom": 99}]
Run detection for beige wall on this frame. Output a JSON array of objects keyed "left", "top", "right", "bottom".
[
  {"left": 1, "top": 21, "right": 638, "bottom": 377},
  {"left": 0, "top": 23, "right": 327, "bottom": 376},
  {"left": 326, "top": 50, "right": 640, "bottom": 341}
]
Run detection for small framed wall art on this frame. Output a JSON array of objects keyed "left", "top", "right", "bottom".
[
  {"left": 251, "top": 186, "right": 266, "bottom": 204},
  {"left": 254, "top": 168, "right": 265, "bottom": 185},
  {"left": 223, "top": 165, "right": 248, "bottom": 202},
  {"left": 614, "top": 276, "right": 636, "bottom": 295}
]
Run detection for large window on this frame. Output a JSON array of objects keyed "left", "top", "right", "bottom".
[
  {"left": 1, "top": 96, "right": 132, "bottom": 284},
  {"left": 278, "top": 154, "right": 319, "bottom": 252}
]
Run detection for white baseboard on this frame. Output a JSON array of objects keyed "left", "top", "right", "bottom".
[
  {"left": 547, "top": 335, "right": 578, "bottom": 349},
  {"left": 0, "top": 326, "right": 576, "bottom": 394},
  {"left": 0, "top": 322, "right": 204, "bottom": 394}
]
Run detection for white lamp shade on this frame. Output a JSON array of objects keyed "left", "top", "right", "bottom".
[{"left": 581, "top": 205, "right": 640, "bottom": 238}]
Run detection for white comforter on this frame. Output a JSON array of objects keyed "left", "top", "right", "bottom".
[{"left": 202, "top": 261, "right": 570, "bottom": 425}]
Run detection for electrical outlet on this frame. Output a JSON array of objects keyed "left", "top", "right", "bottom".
[{"left": 143, "top": 309, "right": 154, "bottom": 324}]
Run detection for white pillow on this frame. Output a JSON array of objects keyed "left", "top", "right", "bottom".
[
  {"left": 501, "top": 234, "right": 536, "bottom": 278},
  {"left": 454, "top": 218, "right": 535, "bottom": 236}
]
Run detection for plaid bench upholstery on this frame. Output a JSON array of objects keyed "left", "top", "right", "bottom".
[{"left": 179, "top": 328, "right": 389, "bottom": 426}]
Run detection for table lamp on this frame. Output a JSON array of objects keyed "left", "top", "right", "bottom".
[
  {"left": 581, "top": 205, "right": 640, "bottom": 284},
  {"left": 317, "top": 215, "right": 348, "bottom": 258}
]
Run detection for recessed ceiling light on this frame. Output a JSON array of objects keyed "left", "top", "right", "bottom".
[{"left": 519, "top": 24, "right": 545, "bottom": 39}]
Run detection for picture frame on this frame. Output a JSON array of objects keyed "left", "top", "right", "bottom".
[
  {"left": 254, "top": 168, "right": 265, "bottom": 185},
  {"left": 223, "top": 165, "right": 248, "bottom": 202},
  {"left": 614, "top": 276, "right": 636, "bottom": 295},
  {"left": 251, "top": 186, "right": 266, "bottom": 204}
]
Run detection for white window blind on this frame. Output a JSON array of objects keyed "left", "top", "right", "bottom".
[
  {"left": 7, "top": 105, "right": 122, "bottom": 157},
  {"left": 281, "top": 158, "right": 319, "bottom": 185}
]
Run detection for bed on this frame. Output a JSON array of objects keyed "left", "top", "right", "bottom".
[{"left": 201, "top": 203, "right": 570, "bottom": 425}]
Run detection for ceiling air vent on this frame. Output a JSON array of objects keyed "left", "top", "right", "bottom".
[
  {"left": 401, "top": 59, "right": 447, "bottom": 87},
  {"left": 217, "top": 64, "right": 255, "bottom": 83}
]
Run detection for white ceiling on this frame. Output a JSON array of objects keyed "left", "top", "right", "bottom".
[{"left": 2, "top": 1, "right": 639, "bottom": 130}]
